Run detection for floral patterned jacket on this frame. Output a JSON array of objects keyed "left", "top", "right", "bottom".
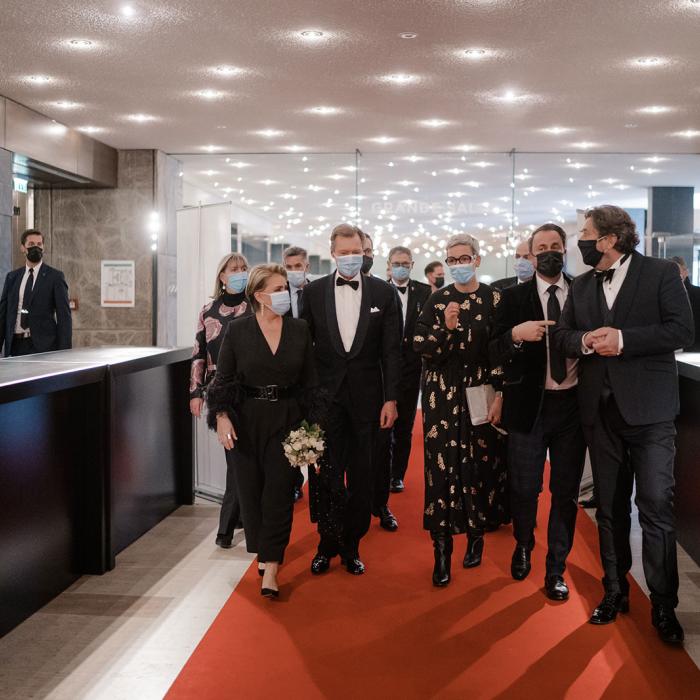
[{"left": 189, "top": 291, "right": 250, "bottom": 399}]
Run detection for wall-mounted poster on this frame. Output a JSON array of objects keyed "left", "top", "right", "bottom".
[{"left": 101, "top": 260, "right": 135, "bottom": 308}]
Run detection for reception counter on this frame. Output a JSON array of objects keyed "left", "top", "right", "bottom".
[
  {"left": 0, "top": 347, "right": 193, "bottom": 636},
  {"left": 676, "top": 353, "right": 700, "bottom": 568}
]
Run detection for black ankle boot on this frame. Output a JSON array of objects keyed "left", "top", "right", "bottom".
[
  {"left": 432, "top": 531, "right": 453, "bottom": 587},
  {"left": 463, "top": 532, "right": 484, "bottom": 568}
]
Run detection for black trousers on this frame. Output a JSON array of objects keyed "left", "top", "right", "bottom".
[
  {"left": 508, "top": 389, "right": 586, "bottom": 576},
  {"left": 228, "top": 438, "right": 298, "bottom": 563},
  {"left": 10, "top": 336, "right": 35, "bottom": 356},
  {"left": 318, "top": 383, "right": 378, "bottom": 559},
  {"left": 584, "top": 394, "right": 679, "bottom": 608},
  {"left": 217, "top": 448, "right": 242, "bottom": 539}
]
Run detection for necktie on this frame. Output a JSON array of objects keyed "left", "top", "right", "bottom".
[
  {"left": 336, "top": 277, "right": 359, "bottom": 291},
  {"left": 20, "top": 268, "right": 34, "bottom": 330},
  {"left": 546, "top": 285, "right": 567, "bottom": 384},
  {"left": 395, "top": 286, "right": 407, "bottom": 294}
]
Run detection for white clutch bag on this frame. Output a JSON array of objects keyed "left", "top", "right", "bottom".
[{"left": 465, "top": 384, "right": 496, "bottom": 426}]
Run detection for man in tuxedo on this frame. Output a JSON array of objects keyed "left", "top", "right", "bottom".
[
  {"left": 492, "top": 239, "right": 536, "bottom": 290},
  {"left": 424, "top": 261, "right": 445, "bottom": 293},
  {"left": 670, "top": 256, "right": 700, "bottom": 352},
  {"left": 553, "top": 205, "right": 693, "bottom": 644},
  {"left": 283, "top": 245, "right": 310, "bottom": 502},
  {"left": 0, "top": 228, "right": 72, "bottom": 357},
  {"left": 490, "top": 224, "right": 586, "bottom": 601},
  {"left": 301, "top": 224, "right": 400, "bottom": 575}
]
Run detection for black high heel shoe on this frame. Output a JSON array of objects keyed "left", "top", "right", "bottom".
[
  {"left": 463, "top": 533, "right": 484, "bottom": 568},
  {"left": 261, "top": 587, "right": 279, "bottom": 599},
  {"left": 431, "top": 531, "right": 453, "bottom": 587}
]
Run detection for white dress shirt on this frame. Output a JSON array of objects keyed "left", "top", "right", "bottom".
[
  {"left": 334, "top": 271, "right": 362, "bottom": 352},
  {"left": 392, "top": 280, "right": 409, "bottom": 323},
  {"left": 536, "top": 273, "right": 578, "bottom": 390},
  {"left": 14, "top": 261, "right": 42, "bottom": 336},
  {"left": 582, "top": 253, "right": 631, "bottom": 355}
]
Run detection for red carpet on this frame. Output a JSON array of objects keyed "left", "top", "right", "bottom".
[{"left": 167, "top": 418, "right": 700, "bottom": 699}]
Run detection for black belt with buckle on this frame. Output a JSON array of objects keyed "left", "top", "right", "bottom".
[{"left": 242, "top": 384, "right": 297, "bottom": 402}]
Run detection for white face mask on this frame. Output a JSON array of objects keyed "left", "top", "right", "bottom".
[{"left": 287, "top": 270, "right": 306, "bottom": 288}]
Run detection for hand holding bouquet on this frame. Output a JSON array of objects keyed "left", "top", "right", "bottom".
[{"left": 283, "top": 421, "right": 326, "bottom": 473}]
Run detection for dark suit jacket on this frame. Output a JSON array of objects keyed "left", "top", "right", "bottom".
[
  {"left": 393, "top": 280, "right": 432, "bottom": 380},
  {"left": 683, "top": 278, "right": 700, "bottom": 352},
  {"left": 300, "top": 272, "right": 401, "bottom": 418},
  {"left": 552, "top": 252, "right": 694, "bottom": 426},
  {"left": 490, "top": 274, "right": 572, "bottom": 432},
  {"left": 491, "top": 275, "right": 518, "bottom": 290},
  {"left": 0, "top": 263, "right": 72, "bottom": 356}
]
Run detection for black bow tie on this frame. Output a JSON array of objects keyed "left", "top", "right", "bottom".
[
  {"left": 395, "top": 285, "right": 407, "bottom": 294},
  {"left": 594, "top": 268, "right": 615, "bottom": 283},
  {"left": 336, "top": 277, "right": 359, "bottom": 291}
]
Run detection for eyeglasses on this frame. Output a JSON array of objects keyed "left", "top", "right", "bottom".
[
  {"left": 391, "top": 262, "right": 412, "bottom": 269},
  {"left": 445, "top": 255, "right": 474, "bottom": 266}
]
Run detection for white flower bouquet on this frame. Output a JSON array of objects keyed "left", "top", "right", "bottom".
[{"left": 282, "top": 420, "right": 326, "bottom": 473}]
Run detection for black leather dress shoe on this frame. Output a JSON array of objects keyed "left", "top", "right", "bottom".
[
  {"left": 310, "top": 553, "right": 332, "bottom": 575},
  {"left": 511, "top": 544, "right": 532, "bottom": 580},
  {"left": 463, "top": 534, "right": 484, "bottom": 568},
  {"left": 652, "top": 605, "right": 684, "bottom": 644},
  {"left": 261, "top": 587, "right": 279, "bottom": 599},
  {"left": 589, "top": 592, "right": 630, "bottom": 625},
  {"left": 544, "top": 574, "right": 569, "bottom": 601},
  {"left": 215, "top": 535, "right": 233, "bottom": 549},
  {"left": 378, "top": 505, "right": 399, "bottom": 531},
  {"left": 390, "top": 478, "right": 405, "bottom": 493},
  {"left": 578, "top": 496, "right": 596, "bottom": 509},
  {"left": 341, "top": 556, "right": 365, "bottom": 575},
  {"left": 432, "top": 532, "right": 453, "bottom": 587},
  {"left": 294, "top": 486, "right": 303, "bottom": 502}
]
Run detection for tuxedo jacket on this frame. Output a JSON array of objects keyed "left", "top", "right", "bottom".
[
  {"left": 0, "top": 263, "right": 72, "bottom": 356},
  {"left": 490, "top": 274, "right": 572, "bottom": 432},
  {"left": 491, "top": 275, "right": 519, "bottom": 291},
  {"left": 300, "top": 272, "right": 401, "bottom": 417},
  {"left": 552, "top": 252, "right": 694, "bottom": 426},
  {"left": 394, "top": 280, "right": 432, "bottom": 380},
  {"left": 683, "top": 278, "right": 700, "bottom": 352}
]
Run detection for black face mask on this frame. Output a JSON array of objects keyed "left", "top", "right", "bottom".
[
  {"left": 536, "top": 251, "right": 564, "bottom": 278},
  {"left": 434, "top": 276, "right": 445, "bottom": 289},
  {"left": 361, "top": 255, "right": 374, "bottom": 275},
  {"left": 578, "top": 239, "right": 604, "bottom": 268},
  {"left": 26, "top": 246, "right": 43, "bottom": 263}
]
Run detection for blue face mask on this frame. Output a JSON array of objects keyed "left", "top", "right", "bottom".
[
  {"left": 513, "top": 257, "right": 535, "bottom": 282},
  {"left": 335, "top": 254, "right": 363, "bottom": 279},
  {"left": 287, "top": 270, "right": 306, "bottom": 289},
  {"left": 449, "top": 263, "right": 476, "bottom": 285},
  {"left": 262, "top": 290, "right": 291, "bottom": 316},
  {"left": 391, "top": 265, "right": 411, "bottom": 283},
  {"left": 226, "top": 271, "right": 248, "bottom": 294}
]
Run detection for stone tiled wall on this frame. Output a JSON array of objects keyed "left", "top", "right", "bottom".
[
  {"left": 33, "top": 150, "right": 181, "bottom": 348},
  {"left": 0, "top": 148, "right": 12, "bottom": 282}
]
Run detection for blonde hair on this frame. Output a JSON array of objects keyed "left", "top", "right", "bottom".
[
  {"left": 446, "top": 233, "right": 480, "bottom": 257},
  {"left": 246, "top": 263, "right": 287, "bottom": 312},
  {"left": 213, "top": 253, "right": 249, "bottom": 298}
]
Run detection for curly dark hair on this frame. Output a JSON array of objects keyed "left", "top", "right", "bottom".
[{"left": 585, "top": 205, "right": 640, "bottom": 254}]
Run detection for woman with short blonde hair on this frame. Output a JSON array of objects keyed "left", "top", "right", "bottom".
[{"left": 190, "top": 250, "right": 251, "bottom": 549}]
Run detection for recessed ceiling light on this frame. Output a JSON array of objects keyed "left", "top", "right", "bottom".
[
  {"left": 571, "top": 141, "right": 597, "bottom": 149},
  {"left": 259, "top": 179, "right": 277, "bottom": 186},
  {"left": 644, "top": 156, "right": 668, "bottom": 163},
  {"left": 120, "top": 5, "right": 136, "bottom": 18},
  {"left": 196, "top": 89, "right": 225, "bottom": 100},
  {"left": 420, "top": 118, "right": 450, "bottom": 128},
  {"left": 254, "top": 129, "right": 285, "bottom": 138},
  {"left": 542, "top": 126, "right": 572, "bottom": 135},
  {"left": 53, "top": 100, "right": 81, "bottom": 110},
  {"left": 380, "top": 73, "right": 419, "bottom": 86},
  {"left": 474, "top": 161, "right": 494, "bottom": 168},
  {"left": 638, "top": 105, "right": 672, "bottom": 114},
  {"left": 211, "top": 65, "right": 244, "bottom": 77},
  {"left": 369, "top": 136, "right": 398, "bottom": 144},
  {"left": 463, "top": 48, "right": 488, "bottom": 59},
  {"left": 126, "top": 113, "right": 157, "bottom": 122},
  {"left": 201, "top": 145, "right": 222, "bottom": 152},
  {"left": 24, "top": 75, "right": 53, "bottom": 85},
  {"left": 284, "top": 145, "right": 307, "bottom": 152},
  {"left": 66, "top": 39, "right": 95, "bottom": 49},
  {"left": 298, "top": 29, "right": 325, "bottom": 40},
  {"left": 399, "top": 32, "right": 417, "bottom": 39},
  {"left": 404, "top": 155, "right": 423, "bottom": 162},
  {"left": 641, "top": 168, "right": 659, "bottom": 175},
  {"left": 453, "top": 144, "right": 477, "bottom": 152},
  {"left": 308, "top": 106, "right": 341, "bottom": 115},
  {"left": 624, "top": 123, "right": 638, "bottom": 128},
  {"left": 674, "top": 129, "right": 700, "bottom": 138},
  {"left": 77, "top": 126, "right": 103, "bottom": 134},
  {"left": 492, "top": 89, "right": 531, "bottom": 104},
  {"left": 633, "top": 56, "right": 667, "bottom": 67}
]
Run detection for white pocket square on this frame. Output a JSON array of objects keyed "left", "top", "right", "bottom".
[{"left": 370, "top": 306, "right": 381, "bottom": 313}]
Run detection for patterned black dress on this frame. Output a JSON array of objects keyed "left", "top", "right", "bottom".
[{"left": 413, "top": 283, "right": 507, "bottom": 535}]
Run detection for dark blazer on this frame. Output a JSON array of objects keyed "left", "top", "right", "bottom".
[
  {"left": 683, "top": 278, "right": 700, "bottom": 352},
  {"left": 300, "top": 272, "right": 401, "bottom": 417},
  {"left": 393, "top": 280, "right": 432, "bottom": 379},
  {"left": 491, "top": 275, "right": 518, "bottom": 290},
  {"left": 0, "top": 263, "right": 72, "bottom": 356},
  {"left": 490, "top": 274, "right": 572, "bottom": 432},
  {"left": 552, "top": 252, "right": 694, "bottom": 426}
]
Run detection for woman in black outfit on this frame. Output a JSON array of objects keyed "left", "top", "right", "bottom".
[
  {"left": 190, "top": 253, "right": 251, "bottom": 548},
  {"left": 207, "top": 263, "right": 320, "bottom": 598}
]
